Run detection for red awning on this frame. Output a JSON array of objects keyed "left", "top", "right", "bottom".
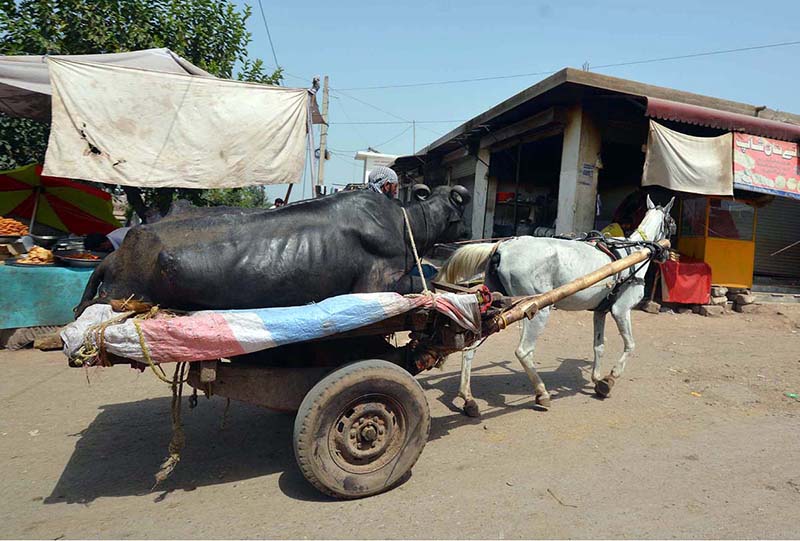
[{"left": 646, "top": 97, "right": 800, "bottom": 142}]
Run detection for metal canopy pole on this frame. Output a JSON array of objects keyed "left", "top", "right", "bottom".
[{"left": 29, "top": 187, "right": 41, "bottom": 235}]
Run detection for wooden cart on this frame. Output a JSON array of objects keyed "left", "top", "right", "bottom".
[{"left": 83, "top": 240, "right": 667, "bottom": 499}]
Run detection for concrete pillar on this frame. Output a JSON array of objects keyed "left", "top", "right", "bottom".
[
  {"left": 470, "top": 148, "right": 491, "bottom": 240},
  {"left": 555, "top": 105, "right": 602, "bottom": 235},
  {"left": 483, "top": 175, "right": 498, "bottom": 239}
]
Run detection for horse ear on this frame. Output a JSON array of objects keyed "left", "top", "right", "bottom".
[
  {"left": 664, "top": 196, "right": 675, "bottom": 214},
  {"left": 646, "top": 194, "right": 655, "bottom": 210}
]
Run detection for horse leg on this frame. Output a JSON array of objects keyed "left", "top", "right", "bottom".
[
  {"left": 458, "top": 349, "right": 480, "bottom": 417},
  {"left": 515, "top": 307, "right": 552, "bottom": 409},
  {"left": 591, "top": 310, "right": 607, "bottom": 384},
  {"left": 596, "top": 290, "right": 640, "bottom": 397},
  {"left": 610, "top": 308, "right": 634, "bottom": 378}
]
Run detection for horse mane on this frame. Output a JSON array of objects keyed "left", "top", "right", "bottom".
[{"left": 435, "top": 242, "right": 499, "bottom": 285}]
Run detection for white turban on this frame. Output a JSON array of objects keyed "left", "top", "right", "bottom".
[{"left": 367, "top": 166, "right": 398, "bottom": 193}]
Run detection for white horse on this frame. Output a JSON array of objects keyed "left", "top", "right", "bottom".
[{"left": 437, "top": 195, "right": 675, "bottom": 417}]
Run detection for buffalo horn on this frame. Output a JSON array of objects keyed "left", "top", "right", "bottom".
[
  {"left": 412, "top": 184, "right": 432, "bottom": 201},
  {"left": 450, "top": 185, "right": 472, "bottom": 206}
]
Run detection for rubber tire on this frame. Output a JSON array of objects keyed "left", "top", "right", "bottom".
[{"left": 293, "top": 359, "right": 430, "bottom": 499}]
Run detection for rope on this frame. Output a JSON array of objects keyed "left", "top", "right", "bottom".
[
  {"left": 401, "top": 207, "right": 430, "bottom": 294},
  {"left": 73, "top": 310, "right": 138, "bottom": 367},
  {"left": 153, "top": 362, "right": 187, "bottom": 488},
  {"left": 74, "top": 303, "right": 191, "bottom": 488}
]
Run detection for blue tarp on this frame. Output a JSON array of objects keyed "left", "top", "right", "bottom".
[{"left": 0, "top": 264, "right": 93, "bottom": 329}]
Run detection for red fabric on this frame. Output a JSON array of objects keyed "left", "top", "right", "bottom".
[
  {"left": 658, "top": 259, "right": 712, "bottom": 304},
  {"left": 34, "top": 165, "right": 111, "bottom": 199},
  {"left": 0, "top": 174, "right": 32, "bottom": 191}
]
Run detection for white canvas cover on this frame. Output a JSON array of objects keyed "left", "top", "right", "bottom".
[
  {"left": 43, "top": 58, "right": 309, "bottom": 188},
  {"left": 642, "top": 120, "right": 733, "bottom": 196},
  {"left": 0, "top": 48, "right": 210, "bottom": 120}
]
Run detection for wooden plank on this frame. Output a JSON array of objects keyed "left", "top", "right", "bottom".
[
  {"left": 479, "top": 107, "right": 564, "bottom": 149},
  {"left": 187, "top": 363, "right": 331, "bottom": 412},
  {"left": 200, "top": 360, "right": 217, "bottom": 382}
]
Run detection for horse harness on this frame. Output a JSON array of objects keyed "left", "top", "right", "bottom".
[{"left": 556, "top": 228, "right": 669, "bottom": 314}]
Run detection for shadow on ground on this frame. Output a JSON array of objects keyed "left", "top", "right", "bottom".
[
  {"left": 419, "top": 357, "right": 593, "bottom": 441},
  {"left": 46, "top": 358, "right": 593, "bottom": 504},
  {"left": 45, "top": 396, "right": 328, "bottom": 504}
]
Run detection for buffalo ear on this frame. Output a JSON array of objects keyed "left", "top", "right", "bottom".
[
  {"left": 664, "top": 196, "right": 675, "bottom": 214},
  {"left": 646, "top": 194, "right": 655, "bottom": 210},
  {"left": 450, "top": 185, "right": 472, "bottom": 206},
  {"left": 412, "top": 184, "right": 431, "bottom": 201}
]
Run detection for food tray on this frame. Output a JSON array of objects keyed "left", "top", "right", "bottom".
[
  {"left": 54, "top": 250, "right": 105, "bottom": 268},
  {"left": 0, "top": 235, "right": 22, "bottom": 244},
  {"left": 5, "top": 256, "right": 58, "bottom": 267}
]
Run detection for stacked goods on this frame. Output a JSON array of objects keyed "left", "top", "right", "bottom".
[
  {"left": 17, "top": 246, "right": 54, "bottom": 265},
  {"left": 0, "top": 216, "right": 28, "bottom": 236}
]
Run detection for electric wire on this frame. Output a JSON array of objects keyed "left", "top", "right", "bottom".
[
  {"left": 256, "top": 0, "right": 280, "bottom": 69},
  {"left": 336, "top": 40, "right": 800, "bottom": 91}
]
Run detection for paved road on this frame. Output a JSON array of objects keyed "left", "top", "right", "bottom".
[{"left": 1, "top": 304, "right": 799, "bottom": 538}]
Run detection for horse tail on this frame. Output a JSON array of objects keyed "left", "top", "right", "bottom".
[
  {"left": 74, "top": 253, "right": 113, "bottom": 318},
  {"left": 435, "top": 242, "right": 500, "bottom": 285}
]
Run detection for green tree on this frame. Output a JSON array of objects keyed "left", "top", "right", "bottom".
[{"left": 0, "top": 0, "right": 283, "bottom": 217}]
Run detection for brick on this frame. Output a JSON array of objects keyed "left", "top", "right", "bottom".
[
  {"left": 710, "top": 296, "right": 728, "bottom": 306},
  {"left": 726, "top": 288, "right": 750, "bottom": 300},
  {"left": 711, "top": 286, "right": 728, "bottom": 297},
  {"left": 734, "top": 303, "right": 760, "bottom": 314},
  {"left": 734, "top": 293, "right": 755, "bottom": 305},
  {"left": 699, "top": 305, "right": 724, "bottom": 317},
  {"left": 33, "top": 333, "right": 63, "bottom": 351},
  {"left": 641, "top": 300, "right": 660, "bottom": 314}
]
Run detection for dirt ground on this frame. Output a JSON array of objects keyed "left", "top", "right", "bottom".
[{"left": 1, "top": 303, "right": 799, "bottom": 539}]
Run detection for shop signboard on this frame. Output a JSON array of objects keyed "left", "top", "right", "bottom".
[{"left": 733, "top": 133, "right": 800, "bottom": 199}]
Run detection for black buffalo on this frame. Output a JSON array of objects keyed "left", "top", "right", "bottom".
[{"left": 76, "top": 185, "right": 471, "bottom": 314}]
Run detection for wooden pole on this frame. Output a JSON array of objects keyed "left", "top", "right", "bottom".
[
  {"left": 316, "top": 75, "right": 329, "bottom": 190},
  {"left": 486, "top": 239, "right": 670, "bottom": 335}
]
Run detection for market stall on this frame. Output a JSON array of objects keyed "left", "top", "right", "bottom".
[{"left": 0, "top": 49, "right": 323, "bottom": 344}]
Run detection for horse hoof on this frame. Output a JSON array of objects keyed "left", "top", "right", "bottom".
[
  {"left": 463, "top": 400, "right": 481, "bottom": 418},
  {"left": 595, "top": 376, "right": 615, "bottom": 398},
  {"left": 535, "top": 395, "right": 551, "bottom": 410}
]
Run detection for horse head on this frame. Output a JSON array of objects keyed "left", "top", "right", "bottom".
[{"left": 639, "top": 195, "right": 676, "bottom": 241}]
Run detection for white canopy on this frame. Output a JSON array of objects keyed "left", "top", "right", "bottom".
[
  {"left": 0, "top": 48, "right": 210, "bottom": 120},
  {"left": 43, "top": 58, "right": 311, "bottom": 188},
  {"left": 642, "top": 120, "right": 733, "bottom": 196}
]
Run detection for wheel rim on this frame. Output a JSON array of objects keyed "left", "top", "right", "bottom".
[{"left": 328, "top": 394, "right": 407, "bottom": 474}]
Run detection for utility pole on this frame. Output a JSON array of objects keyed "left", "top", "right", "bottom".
[
  {"left": 316, "top": 75, "right": 330, "bottom": 189},
  {"left": 412, "top": 120, "right": 416, "bottom": 154}
]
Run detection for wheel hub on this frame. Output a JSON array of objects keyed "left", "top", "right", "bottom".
[{"left": 329, "top": 396, "right": 406, "bottom": 474}]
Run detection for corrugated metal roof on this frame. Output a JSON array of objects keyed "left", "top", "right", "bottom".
[{"left": 646, "top": 97, "right": 800, "bottom": 142}]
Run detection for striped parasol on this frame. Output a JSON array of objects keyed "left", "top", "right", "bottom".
[{"left": 0, "top": 163, "right": 120, "bottom": 235}]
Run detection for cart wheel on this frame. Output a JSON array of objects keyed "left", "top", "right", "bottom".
[{"left": 293, "top": 359, "right": 430, "bottom": 499}]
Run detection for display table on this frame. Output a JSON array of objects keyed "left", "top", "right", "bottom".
[
  {"left": 657, "top": 258, "right": 712, "bottom": 305},
  {"left": 0, "top": 264, "right": 94, "bottom": 329}
]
